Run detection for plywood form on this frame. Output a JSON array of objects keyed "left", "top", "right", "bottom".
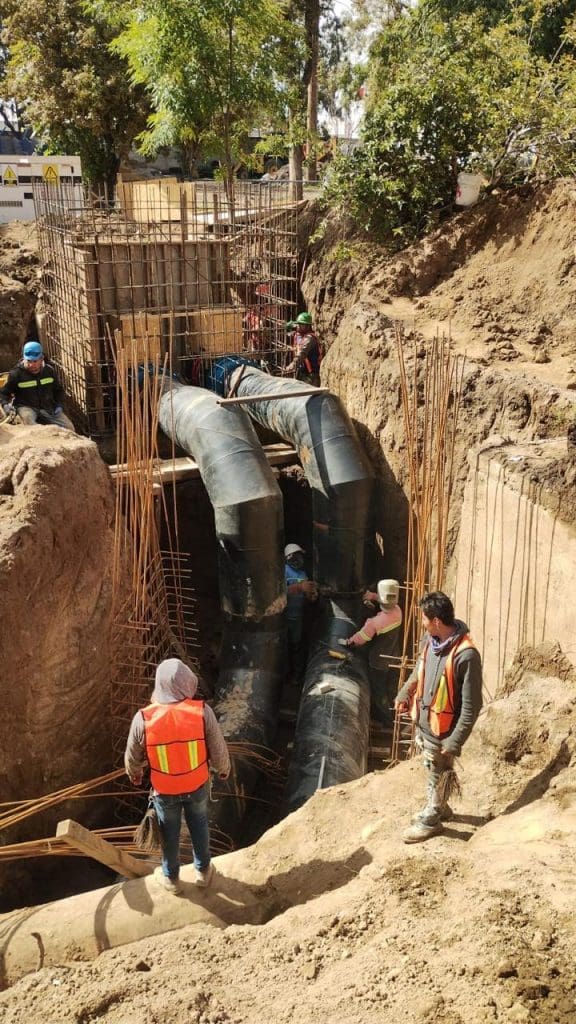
[{"left": 189, "top": 307, "right": 244, "bottom": 355}]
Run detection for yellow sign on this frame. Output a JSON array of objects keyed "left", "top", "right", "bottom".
[
  {"left": 2, "top": 166, "right": 17, "bottom": 186},
  {"left": 42, "top": 164, "right": 59, "bottom": 185}
]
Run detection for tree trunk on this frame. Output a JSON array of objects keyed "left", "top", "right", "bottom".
[
  {"left": 304, "top": 0, "right": 320, "bottom": 183},
  {"left": 289, "top": 144, "right": 304, "bottom": 201}
]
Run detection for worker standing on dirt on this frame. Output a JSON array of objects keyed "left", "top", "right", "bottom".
[
  {"left": 0, "top": 341, "right": 75, "bottom": 430},
  {"left": 341, "top": 579, "right": 402, "bottom": 724},
  {"left": 124, "top": 658, "right": 230, "bottom": 894},
  {"left": 395, "top": 592, "right": 483, "bottom": 844},
  {"left": 283, "top": 312, "right": 323, "bottom": 386},
  {"left": 285, "top": 542, "right": 318, "bottom": 681}
]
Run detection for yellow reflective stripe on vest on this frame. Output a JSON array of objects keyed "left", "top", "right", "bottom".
[
  {"left": 17, "top": 380, "right": 38, "bottom": 388},
  {"left": 40, "top": 377, "right": 54, "bottom": 384},
  {"left": 187, "top": 740, "right": 199, "bottom": 770},
  {"left": 156, "top": 744, "right": 170, "bottom": 774}
]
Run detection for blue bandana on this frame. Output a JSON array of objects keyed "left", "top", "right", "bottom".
[{"left": 430, "top": 631, "right": 458, "bottom": 655}]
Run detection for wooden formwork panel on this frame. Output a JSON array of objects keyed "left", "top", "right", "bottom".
[
  {"left": 95, "top": 241, "right": 148, "bottom": 313},
  {"left": 189, "top": 307, "right": 244, "bottom": 356}
]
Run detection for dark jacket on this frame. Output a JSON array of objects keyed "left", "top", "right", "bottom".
[
  {"left": 295, "top": 332, "right": 322, "bottom": 378},
  {"left": 1, "top": 360, "right": 65, "bottom": 414},
  {"left": 397, "top": 619, "right": 483, "bottom": 756}
]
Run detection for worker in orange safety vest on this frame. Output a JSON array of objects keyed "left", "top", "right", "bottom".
[
  {"left": 125, "top": 658, "right": 230, "bottom": 893},
  {"left": 395, "top": 592, "right": 483, "bottom": 845}
]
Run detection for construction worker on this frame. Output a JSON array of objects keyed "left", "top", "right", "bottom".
[
  {"left": 283, "top": 312, "right": 322, "bottom": 386},
  {"left": 124, "top": 658, "right": 230, "bottom": 893},
  {"left": 395, "top": 592, "right": 483, "bottom": 844},
  {"left": 0, "top": 340, "right": 75, "bottom": 430},
  {"left": 341, "top": 579, "right": 402, "bottom": 724},
  {"left": 285, "top": 542, "right": 318, "bottom": 681}
]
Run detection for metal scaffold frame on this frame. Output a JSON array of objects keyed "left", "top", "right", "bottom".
[{"left": 34, "top": 178, "right": 303, "bottom": 436}]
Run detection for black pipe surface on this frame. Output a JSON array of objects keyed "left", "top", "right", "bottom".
[
  {"left": 159, "top": 382, "right": 285, "bottom": 830},
  {"left": 284, "top": 597, "right": 370, "bottom": 811},
  {"left": 228, "top": 367, "right": 374, "bottom": 807},
  {"left": 228, "top": 367, "right": 373, "bottom": 594}
]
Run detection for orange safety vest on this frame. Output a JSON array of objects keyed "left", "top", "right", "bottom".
[
  {"left": 410, "top": 634, "right": 477, "bottom": 739},
  {"left": 142, "top": 699, "right": 209, "bottom": 795}
]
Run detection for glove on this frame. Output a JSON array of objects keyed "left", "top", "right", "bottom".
[{"left": 54, "top": 406, "right": 63, "bottom": 416}]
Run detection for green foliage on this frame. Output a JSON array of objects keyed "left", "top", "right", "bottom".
[
  {"left": 325, "top": 2, "right": 576, "bottom": 240},
  {"left": 108, "top": 0, "right": 293, "bottom": 183},
  {"left": 2, "top": 0, "right": 147, "bottom": 190}
]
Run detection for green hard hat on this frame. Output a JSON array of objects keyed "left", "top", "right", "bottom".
[{"left": 296, "top": 311, "right": 313, "bottom": 325}]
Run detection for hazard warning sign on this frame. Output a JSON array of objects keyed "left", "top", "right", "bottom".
[
  {"left": 42, "top": 164, "right": 59, "bottom": 185},
  {"left": 2, "top": 166, "right": 18, "bottom": 186}
]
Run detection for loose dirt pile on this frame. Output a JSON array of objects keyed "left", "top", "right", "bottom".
[
  {"left": 0, "top": 424, "right": 116, "bottom": 905},
  {"left": 1, "top": 645, "right": 575, "bottom": 1024}
]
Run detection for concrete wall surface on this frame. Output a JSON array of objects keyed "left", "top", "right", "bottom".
[{"left": 453, "top": 440, "right": 576, "bottom": 695}]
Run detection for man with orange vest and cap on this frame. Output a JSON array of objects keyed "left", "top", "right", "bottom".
[
  {"left": 395, "top": 592, "right": 483, "bottom": 844},
  {"left": 124, "top": 658, "right": 230, "bottom": 893}
]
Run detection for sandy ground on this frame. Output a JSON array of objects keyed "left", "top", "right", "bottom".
[{"left": 1, "top": 645, "right": 576, "bottom": 1023}]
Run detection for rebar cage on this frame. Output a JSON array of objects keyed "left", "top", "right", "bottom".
[{"left": 34, "top": 178, "right": 304, "bottom": 436}]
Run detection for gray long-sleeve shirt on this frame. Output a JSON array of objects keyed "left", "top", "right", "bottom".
[
  {"left": 397, "top": 619, "right": 483, "bottom": 756},
  {"left": 124, "top": 702, "right": 231, "bottom": 783}
]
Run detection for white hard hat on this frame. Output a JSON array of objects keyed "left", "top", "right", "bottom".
[
  {"left": 284, "top": 543, "right": 305, "bottom": 558},
  {"left": 377, "top": 579, "right": 400, "bottom": 605}
]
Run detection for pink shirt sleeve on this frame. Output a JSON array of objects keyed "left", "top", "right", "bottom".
[{"left": 348, "top": 605, "right": 402, "bottom": 646}]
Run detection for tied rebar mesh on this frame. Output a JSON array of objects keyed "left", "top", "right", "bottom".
[
  {"left": 34, "top": 178, "right": 303, "bottom": 436},
  {"left": 111, "top": 337, "right": 199, "bottom": 819},
  {"left": 390, "top": 327, "right": 466, "bottom": 767}
]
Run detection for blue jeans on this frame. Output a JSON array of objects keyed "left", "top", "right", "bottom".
[
  {"left": 17, "top": 406, "right": 75, "bottom": 431},
  {"left": 152, "top": 784, "right": 210, "bottom": 880}
]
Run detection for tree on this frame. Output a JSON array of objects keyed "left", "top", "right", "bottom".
[
  {"left": 2, "top": 0, "right": 148, "bottom": 192},
  {"left": 324, "top": 2, "right": 576, "bottom": 239},
  {"left": 108, "top": 0, "right": 291, "bottom": 195}
]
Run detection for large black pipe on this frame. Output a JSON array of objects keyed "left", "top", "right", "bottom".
[
  {"left": 284, "top": 597, "right": 371, "bottom": 810},
  {"left": 228, "top": 367, "right": 374, "bottom": 594},
  {"left": 159, "top": 381, "right": 285, "bottom": 829},
  {"left": 227, "top": 367, "right": 373, "bottom": 808}
]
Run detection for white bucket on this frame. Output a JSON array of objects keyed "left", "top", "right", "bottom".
[{"left": 455, "top": 172, "right": 483, "bottom": 207}]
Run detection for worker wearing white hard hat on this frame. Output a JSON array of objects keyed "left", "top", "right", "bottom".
[
  {"left": 340, "top": 579, "right": 402, "bottom": 723},
  {"left": 284, "top": 542, "right": 318, "bottom": 682}
]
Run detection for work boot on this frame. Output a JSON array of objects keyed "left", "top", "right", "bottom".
[
  {"left": 402, "top": 820, "right": 443, "bottom": 844},
  {"left": 411, "top": 804, "right": 454, "bottom": 825},
  {"left": 153, "top": 866, "right": 182, "bottom": 894},
  {"left": 194, "top": 862, "right": 214, "bottom": 888}
]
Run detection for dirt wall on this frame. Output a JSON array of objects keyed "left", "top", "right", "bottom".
[{"left": 0, "top": 424, "right": 116, "bottom": 904}]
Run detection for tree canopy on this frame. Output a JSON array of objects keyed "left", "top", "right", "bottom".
[
  {"left": 325, "top": 0, "right": 576, "bottom": 239},
  {"left": 106, "top": 0, "right": 292, "bottom": 187},
  {"left": 1, "top": 0, "right": 147, "bottom": 191}
]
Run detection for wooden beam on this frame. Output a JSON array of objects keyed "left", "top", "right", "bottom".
[
  {"left": 56, "top": 819, "right": 153, "bottom": 879},
  {"left": 110, "top": 442, "right": 298, "bottom": 486},
  {"left": 217, "top": 388, "right": 329, "bottom": 406}
]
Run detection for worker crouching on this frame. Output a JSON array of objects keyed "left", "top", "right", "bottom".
[
  {"left": 395, "top": 592, "right": 483, "bottom": 844},
  {"left": 125, "top": 658, "right": 230, "bottom": 893},
  {"left": 1, "top": 340, "right": 75, "bottom": 431}
]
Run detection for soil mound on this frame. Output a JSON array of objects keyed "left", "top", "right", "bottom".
[
  {"left": 1, "top": 648, "right": 575, "bottom": 1023},
  {"left": 0, "top": 424, "right": 116, "bottom": 905}
]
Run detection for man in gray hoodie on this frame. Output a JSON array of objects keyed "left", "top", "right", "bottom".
[
  {"left": 125, "top": 658, "right": 230, "bottom": 893},
  {"left": 395, "top": 592, "right": 483, "bottom": 843}
]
